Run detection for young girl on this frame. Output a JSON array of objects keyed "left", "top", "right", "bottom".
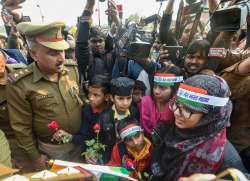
[{"left": 140, "top": 65, "right": 183, "bottom": 137}]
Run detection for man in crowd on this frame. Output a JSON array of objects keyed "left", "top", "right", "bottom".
[
  {"left": 222, "top": 52, "right": 250, "bottom": 171},
  {"left": 159, "top": 39, "right": 213, "bottom": 78},
  {"left": 76, "top": 0, "right": 119, "bottom": 83},
  {"left": 7, "top": 21, "right": 83, "bottom": 171}
]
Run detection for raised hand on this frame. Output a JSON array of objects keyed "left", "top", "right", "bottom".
[{"left": 159, "top": 44, "right": 170, "bottom": 64}]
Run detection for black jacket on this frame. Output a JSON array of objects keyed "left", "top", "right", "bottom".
[{"left": 75, "top": 10, "right": 115, "bottom": 83}]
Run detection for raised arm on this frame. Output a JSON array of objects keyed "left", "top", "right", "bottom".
[{"left": 75, "top": 0, "right": 95, "bottom": 82}]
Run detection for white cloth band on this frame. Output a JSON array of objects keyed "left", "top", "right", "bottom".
[
  {"left": 154, "top": 76, "right": 183, "bottom": 83},
  {"left": 177, "top": 88, "right": 229, "bottom": 106},
  {"left": 120, "top": 126, "right": 142, "bottom": 140},
  {"left": 208, "top": 48, "right": 227, "bottom": 58}
]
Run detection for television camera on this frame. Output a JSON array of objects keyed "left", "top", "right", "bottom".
[{"left": 211, "top": 0, "right": 250, "bottom": 32}]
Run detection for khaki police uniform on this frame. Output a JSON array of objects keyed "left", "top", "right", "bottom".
[
  {"left": 0, "top": 129, "right": 11, "bottom": 167},
  {"left": 0, "top": 63, "right": 26, "bottom": 138},
  {"left": 7, "top": 22, "right": 82, "bottom": 167},
  {"left": 0, "top": 60, "right": 34, "bottom": 172}
]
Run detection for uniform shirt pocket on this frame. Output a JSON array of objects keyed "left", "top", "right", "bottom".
[{"left": 33, "top": 93, "right": 58, "bottom": 117}]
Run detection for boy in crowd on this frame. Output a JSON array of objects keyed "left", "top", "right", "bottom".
[
  {"left": 107, "top": 117, "right": 152, "bottom": 180},
  {"left": 98, "top": 77, "right": 139, "bottom": 164},
  {"left": 132, "top": 80, "right": 146, "bottom": 108},
  {"left": 52, "top": 75, "right": 110, "bottom": 160}
]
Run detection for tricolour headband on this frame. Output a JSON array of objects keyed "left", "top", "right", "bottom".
[
  {"left": 154, "top": 73, "right": 183, "bottom": 87},
  {"left": 177, "top": 83, "right": 229, "bottom": 107},
  {"left": 120, "top": 125, "right": 142, "bottom": 140}
]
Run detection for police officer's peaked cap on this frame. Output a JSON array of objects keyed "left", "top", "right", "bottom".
[{"left": 17, "top": 21, "right": 69, "bottom": 50}]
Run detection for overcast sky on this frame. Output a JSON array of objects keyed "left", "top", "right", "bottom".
[{"left": 16, "top": 0, "right": 180, "bottom": 26}]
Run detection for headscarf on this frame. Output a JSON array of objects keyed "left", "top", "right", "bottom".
[{"left": 151, "top": 74, "right": 232, "bottom": 181}]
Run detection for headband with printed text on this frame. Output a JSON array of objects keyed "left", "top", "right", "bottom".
[
  {"left": 176, "top": 83, "right": 229, "bottom": 107},
  {"left": 154, "top": 73, "right": 183, "bottom": 87}
]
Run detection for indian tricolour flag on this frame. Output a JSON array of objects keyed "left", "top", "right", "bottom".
[{"left": 51, "top": 160, "right": 137, "bottom": 181}]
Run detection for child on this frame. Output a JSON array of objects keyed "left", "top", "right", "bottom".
[
  {"left": 107, "top": 117, "right": 152, "bottom": 180},
  {"left": 52, "top": 75, "right": 110, "bottom": 158},
  {"left": 140, "top": 65, "right": 183, "bottom": 137},
  {"left": 132, "top": 80, "right": 146, "bottom": 108},
  {"left": 98, "top": 76, "right": 139, "bottom": 164}
]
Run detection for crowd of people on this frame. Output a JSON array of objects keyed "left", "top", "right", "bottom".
[{"left": 0, "top": 0, "right": 250, "bottom": 180}]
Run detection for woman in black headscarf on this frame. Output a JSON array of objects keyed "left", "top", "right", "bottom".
[{"left": 151, "top": 74, "right": 233, "bottom": 181}]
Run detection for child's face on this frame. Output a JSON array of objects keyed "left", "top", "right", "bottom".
[
  {"left": 111, "top": 95, "right": 132, "bottom": 113},
  {"left": 132, "top": 89, "right": 145, "bottom": 104},
  {"left": 153, "top": 85, "right": 172, "bottom": 103},
  {"left": 125, "top": 132, "right": 145, "bottom": 152},
  {"left": 88, "top": 86, "right": 108, "bottom": 109}
]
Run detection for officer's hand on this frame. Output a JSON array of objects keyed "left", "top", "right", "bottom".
[
  {"left": 34, "top": 154, "right": 48, "bottom": 171},
  {"left": 11, "top": 159, "right": 22, "bottom": 169},
  {"left": 52, "top": 129, "right": 72, "bottom": 143},
  {"left": 85, "top": 155, "right": 98, "bottom": 165},
  {"left": 178, "top": 173, "right": 216, "bottom": 181}
]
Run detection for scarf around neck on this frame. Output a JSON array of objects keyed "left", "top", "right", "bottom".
[{"left": 151, "top": 98, "right": 232, "bottom": 181}]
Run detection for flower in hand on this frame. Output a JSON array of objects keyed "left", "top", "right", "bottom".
[
  {"left": 82, "top": 123, "right": 105, "bottom": 164},
  {"left": 52, "top": 130, "right": 72, "bottom": 144},
  {"left": 93, "top": 123, "right": 101, "bottom": 134},
  {"left": 48, "top": 120, "right": 72, "bottom": 144},
  {"left": 48, "top": 120, "right": 59, "bottom": 131}
]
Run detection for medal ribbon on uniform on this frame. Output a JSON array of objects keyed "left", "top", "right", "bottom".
[
  {"left": 154, "top": 73, "right": 183, "bottom": 87},
  {"left": 176, "top": 83, "right": 229, "bottom": 107}
]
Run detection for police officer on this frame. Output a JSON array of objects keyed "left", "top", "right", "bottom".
[
  {"left": 0, "top": 50, "right": 32, "bottom": 171},
  {"left": 7, "top": 21, "right": 82, "bottom": 171},
  {"left": 0, "top": 129, "right": 11, "bottom": 167}
]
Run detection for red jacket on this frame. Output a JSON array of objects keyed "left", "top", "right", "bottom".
[{"left": 107, "top": 138, "right": 152, "bottom": 174}]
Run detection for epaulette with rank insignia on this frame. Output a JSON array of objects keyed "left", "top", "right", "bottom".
[
  {"left": 8, "top": 67, "right": 32, "bottom": 83},
  {"left": 6, "top": 63, "right": 27, "bottom": 73},
  {"left": 64, "top": 59, "right": 77, "bottom": 66}
]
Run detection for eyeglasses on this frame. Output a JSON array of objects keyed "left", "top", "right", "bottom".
[{"left": 169, "top": 99, "right": 195, "bottom": 119}]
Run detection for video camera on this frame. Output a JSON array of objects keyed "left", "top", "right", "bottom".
[
  {"left": 116, "top": 21, "right": 155, "bottom": 61},
  {"left": 117, "top": 21, "right": 154, "bottom": 48},
  {"left": 211, "top": 0, "right": 250, "bottom": 32}
]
